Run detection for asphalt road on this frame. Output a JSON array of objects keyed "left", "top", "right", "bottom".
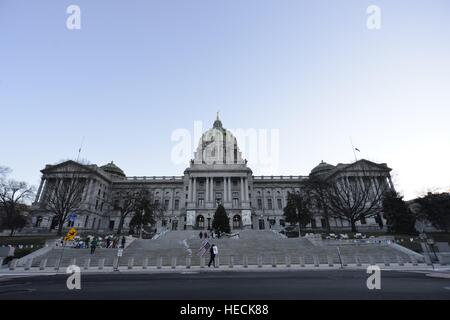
[{"left": 0, "top": 270, "right": 450, "bottom": 300}]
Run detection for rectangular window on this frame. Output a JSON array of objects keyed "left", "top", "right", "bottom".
[
  {"left": 198, "top": 198, "right": 204, "bottom": 207},
  {"left": 257, "top": 199, "right": 263, "bottom": 210},
  {"left": 360, "top": 216, "right": 367, "bottom": 225},
  {"left": 174, "top": 199, "right": 180, "bottom": 210},
  {"left": 164, "top": 200, "right": 170, "bottom": 210},
  {"left": 233, "top": 198, "right": 239, "bottom": 207},
  {"left": 267, "top": 199, "right": 273, "bottom": 210},
  {"left": 277, "top": 199, "right": 283, "bottom": 209},
  {"left": 215, "top": 192, "right": 222, "bottom": 204}
]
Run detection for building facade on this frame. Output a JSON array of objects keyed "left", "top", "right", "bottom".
[{"left": 30, "top": 116, "right": 395, "bottom": 234}]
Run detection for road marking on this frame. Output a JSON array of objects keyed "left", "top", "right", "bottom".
[
  {"left": 180, "top": 271, "right": 199, "bottom": 274},
  {"left": 0, "top": 282, "right": 32, "bottom": 288}
]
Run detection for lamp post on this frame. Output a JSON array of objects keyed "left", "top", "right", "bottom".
[{"left": 139, "top": 209, "right": 144, "bottom": 239}]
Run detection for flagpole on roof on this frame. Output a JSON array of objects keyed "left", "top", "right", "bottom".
[
  {"left": 350, "top": 137, "right": 358, "bottom": 162},
  {"left": 76, "top": 136, "right": 85, "bottom": 163}
]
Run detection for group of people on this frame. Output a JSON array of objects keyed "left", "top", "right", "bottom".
[
  {"left": 199, "top": 230, "right": 221, "bottom": 240},
  {"left": 71, "top": 236, "right": 127, "bottom": 254}
]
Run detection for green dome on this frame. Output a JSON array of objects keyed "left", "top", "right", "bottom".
[
  {"left": 100, "top": 161, "right": 126, "bottom": 178},
  {"left": 310, "top": 161, "right": 335, "bottom": 177}
]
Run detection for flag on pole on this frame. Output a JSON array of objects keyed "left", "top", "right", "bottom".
[{"left": 197, "top": 239, "right": 211, "bottom": 257}]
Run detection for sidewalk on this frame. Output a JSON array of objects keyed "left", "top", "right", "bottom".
[{"left": 2, "top": 263, "right": 450, "bottom": 276}]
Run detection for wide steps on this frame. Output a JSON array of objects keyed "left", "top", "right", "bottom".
[{"left": 29, "top": 230, "right": 417, "bottom": 268}]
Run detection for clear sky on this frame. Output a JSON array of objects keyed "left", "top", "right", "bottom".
[{"left": 1, "top": 0, "right": 449, "bottom": 200}]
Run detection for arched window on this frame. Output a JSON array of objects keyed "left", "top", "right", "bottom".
[{"left": 232, "top": 215, "right": 241, "bottom": 229}]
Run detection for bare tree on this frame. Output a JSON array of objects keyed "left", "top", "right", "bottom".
[
  {"left": 44, "top": 172, "right": 86, "bottom": 236},
  {"left": 0, "top": 179, "right": 35, "bottom": 236},
  {"left": 111, "top": 188, "right": 163, "bottom": 236},
  {"left": 325, "top": 173, "right": 389, "bottom": 232},
  {"left": 305, "top": 177, "right": 332, "bottom": 233},
  {"left": 0, "top": 166, "right": 11, "bottom": 182}
]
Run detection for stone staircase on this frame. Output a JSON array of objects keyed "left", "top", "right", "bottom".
[{"left": 28, "top": 230, "right": 421, "bottom": 268}]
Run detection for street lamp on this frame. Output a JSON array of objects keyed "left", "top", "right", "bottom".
[{"left": 139, "top": 209, "right": 144, "bottom": 239}]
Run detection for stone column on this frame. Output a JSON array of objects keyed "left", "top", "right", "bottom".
[
  {"left": 244, "top": 177, "right": 249, "bottom": 201},
  {"left": 388, "top": 176, "right": 395, "bottom": 191},
  {"left": 210, "top": 178, "right": 214, "bottom": 203},
  {"left": 223, "top": 177, "right": 227, "bottom": 202},
  {"left": 188, "top": 178, "right": 192, "bottom": 202},
  {"left": 240, "top": 177, "right": 244, "bottom": 202},
  {"left": 82, "top": 178, "right": 89, "bottom": 202},
  {"left": 206, "top": 177, "right": 210, "bottom": 202},
  {"left": 193, "top": 178, "right": 197, "bottom": 204},
  {"left": 34, "top": 178, "right": 45, "bottom": 203},
  {"left": 228, "top": 178, "right": 232, "bottom": 203},
  {"left": 86, "top": 179, "right": 95, "bottom": 204}
]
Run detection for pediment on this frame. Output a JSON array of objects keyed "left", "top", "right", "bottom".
[
  {"left": 41, "top": 160, "right": 95, "bottom": 175},
  {"left": 327, "top": 159, "right": 391, "bottom": 179}
]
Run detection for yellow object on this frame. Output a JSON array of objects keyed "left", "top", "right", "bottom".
[{"left": 64, "top": 228, "right": 78, "bottom": 241}]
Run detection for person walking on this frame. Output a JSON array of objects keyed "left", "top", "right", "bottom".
[
  {"left": 199, "top": 231, "right": 203, "bottom": 239},
  {"left": 121, "top": 236, "right": 126, "bottom": 248},
  {"left": 208, "top": 244, "right": 218, "bottom": 267},
  {"left": 85, "top": 237, "right": 90, "bottom": 249},
  {"left": 106, "top": 237, "right": 111, "bottom": 248},
  {"left": 90, "top": 237, "right": 98, "bottom": 254},
  {"left": 203, "top": 232, "right": 208, "bottom": 239}
]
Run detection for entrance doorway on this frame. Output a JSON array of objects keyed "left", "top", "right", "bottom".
[
  {"left": 233, "top": 215, "right": 242, "bottom": 229},
  {"left": 258, "top": 219, "right": 265, "bottom": 230},
  {"left": 196, "top": 215, "right": 205, "bottom": 229}
]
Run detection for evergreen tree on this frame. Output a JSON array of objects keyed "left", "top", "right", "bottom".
[
  {"left": 212, "top": 204, "right": 231, "bottom": 234},
  {"left": 283, "top": 192, "right": 312, "bottom": 236},
  {"left": 416, "top": 192, "right": 450, "bottom": 233},
  {"left": 382, "top": 191, "right": 417, "bottom": 235}
]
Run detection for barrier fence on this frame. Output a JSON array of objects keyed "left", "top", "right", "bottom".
[{"left": 0, "top": 254, "right": 441, "bottom": 272}]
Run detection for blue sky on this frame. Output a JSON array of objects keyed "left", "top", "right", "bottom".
[{"left": 1, "top": 0, "right": 449, "bottom": 200}]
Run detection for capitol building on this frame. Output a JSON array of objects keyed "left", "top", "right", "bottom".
[{"left": 30, "top": 116, "right": 395, "bottom": 234}]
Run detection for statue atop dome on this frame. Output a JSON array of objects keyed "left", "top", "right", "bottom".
[{"left": 213, "top": 111, "right": 223, "bottom": 129}]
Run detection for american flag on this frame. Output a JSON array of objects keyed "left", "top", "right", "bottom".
[{"left": 197, "top": 239, "right": 211, "bottom": 257}]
